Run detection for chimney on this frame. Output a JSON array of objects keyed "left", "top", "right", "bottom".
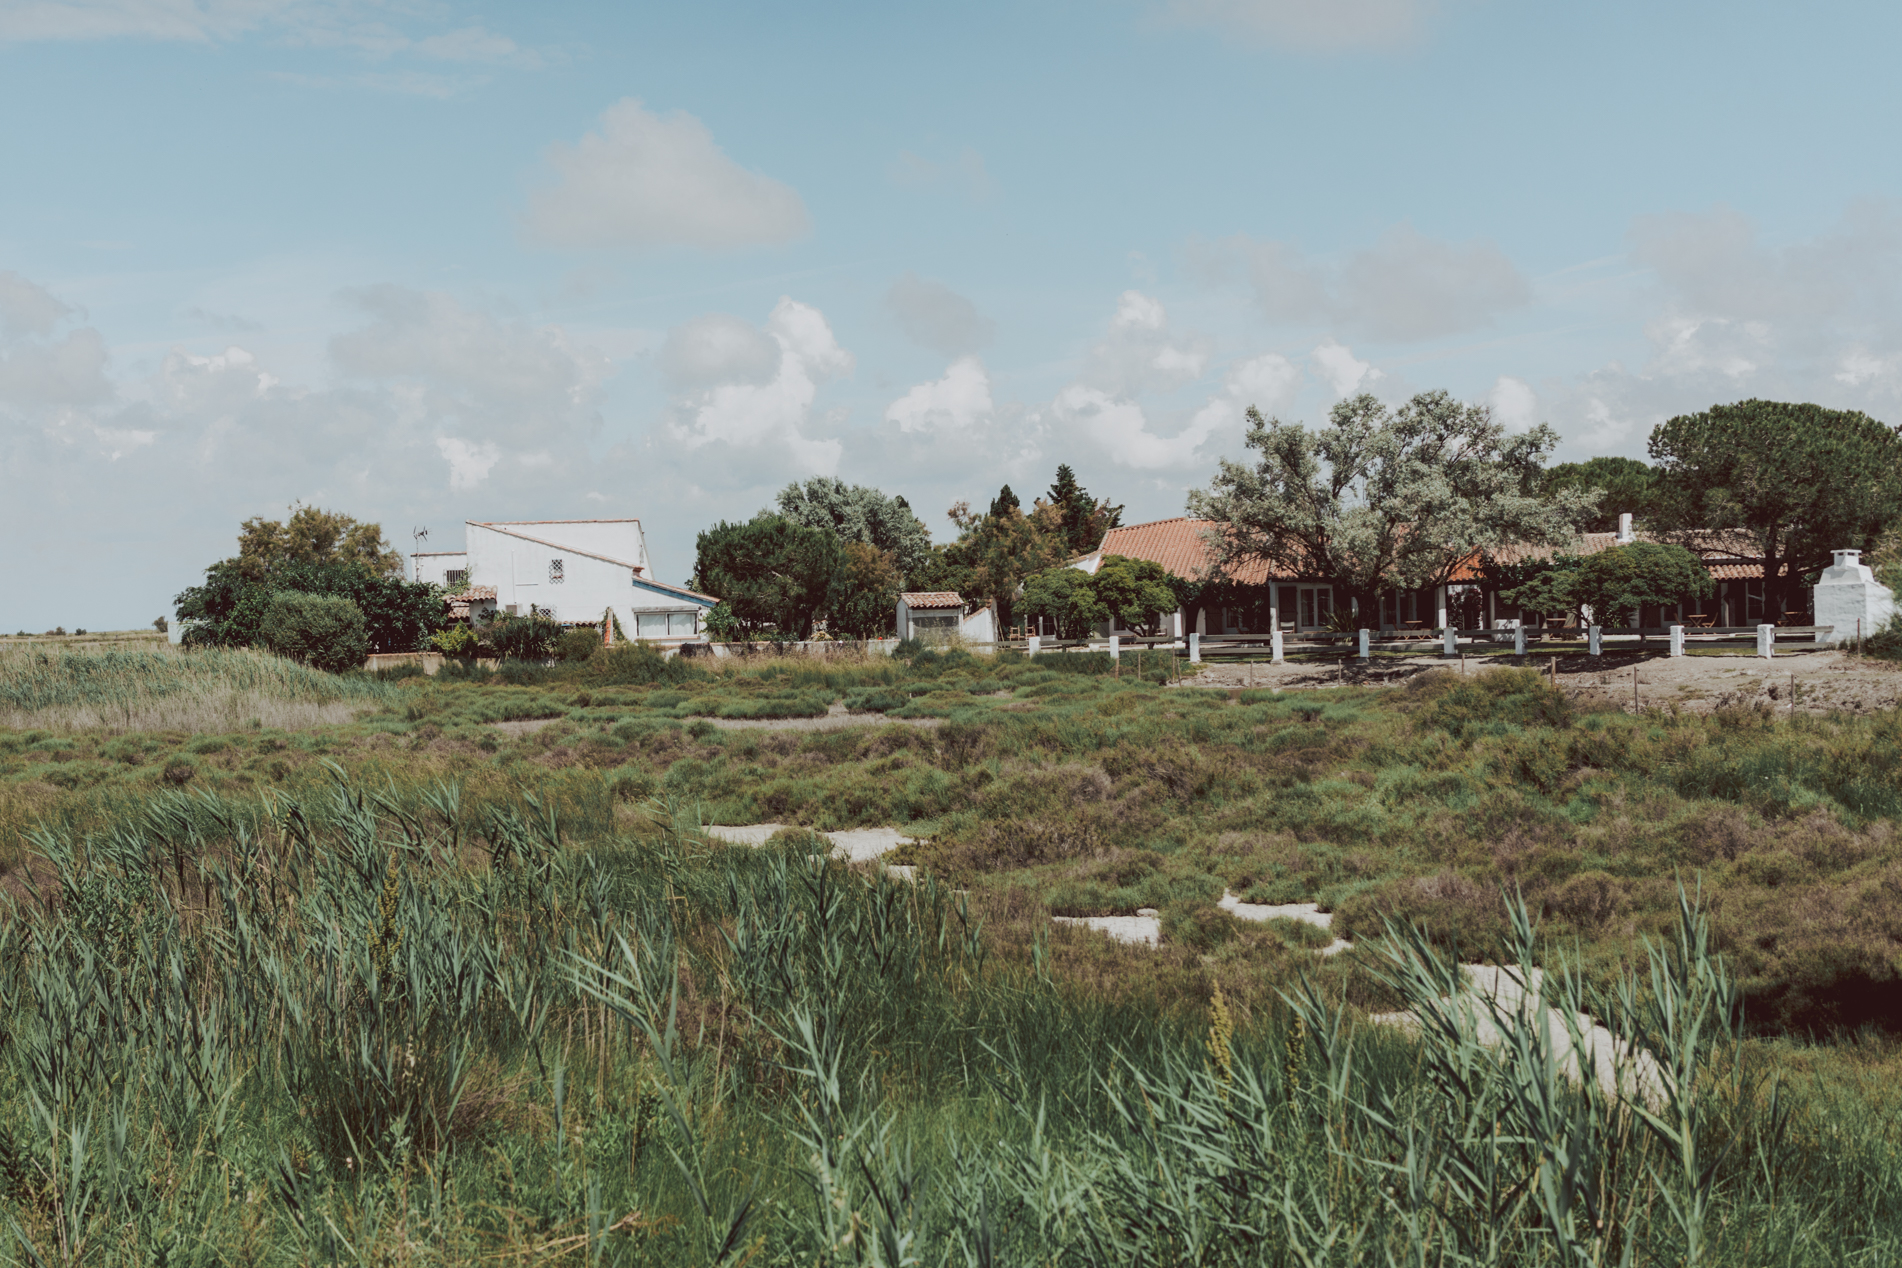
[{"left": 1616, "top": 512, "right": 1634, "bottom": 544}]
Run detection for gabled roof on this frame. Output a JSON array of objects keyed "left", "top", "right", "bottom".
[
  {"left": 901, "top": 592, "right": 964, "bottom": 609},
  {"left": 633, "top": 574, "right": 721, "bottom": 606},
  {"left": 469, "top": 522, "right": 644, "bottom": 573},
  {"left": 1075, "top": 518, "right": 1280, "bottom": 585}
]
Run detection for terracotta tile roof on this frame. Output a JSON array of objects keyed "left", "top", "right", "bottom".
[
  {"left": 901, "top": 591, "right": 964, "bottom": 608},
  {"left": 447, "top": 585, "right": 496, "bottom": 602},
  {"left": 1085, "top": 518, "right": 1282, "bottom": 584}
]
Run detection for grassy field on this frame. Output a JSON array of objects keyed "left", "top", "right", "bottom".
[{"left": 1, "top": 641, "right": 1901, "bottom": 1262}]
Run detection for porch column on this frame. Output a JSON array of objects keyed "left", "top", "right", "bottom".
[{"left": 1268, "top": 581, "right": 1279, "bottom": 633}]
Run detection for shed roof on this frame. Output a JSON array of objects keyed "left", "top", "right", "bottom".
[{"left": 901, "top": 591, "right": 964, "bottom": 608}]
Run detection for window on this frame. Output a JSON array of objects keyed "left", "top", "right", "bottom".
[
  {"left": 446, "top": 569, "right": 468, "bottom": 589},
  {"left": 637, "top": 613, "right": 669, "bottom": 638},
  {"left": 549, "top": 558, "right": 564, "bottom": 584},
  {"left": 671, "top": 612, "right": 697, "bottom": 636}
]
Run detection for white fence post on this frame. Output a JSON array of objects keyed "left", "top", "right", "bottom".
[
  {"left": 1588, "top": 625, "right": 1602, "bottom": 656},
  {"left": 1669, "top": 624, "right": 1685, "bottom": 657},
  {"left": 1271, "top": 630, "right": 1284, "bottom": 663},
  {"left": 1109, "top": 635, "right": 1120, "bottom": 660},
  {"left": 1757, "top": 624, "right": 1775, "bottom": 658},
  {"left": 1358, "top": 628, "right": 1370, "bottom": 661},
  {"left": 1188, "top": 632, "right": 1200, "bottom": 663},
  {"left": 1026, "top": 634, "right": 1040, "bottom": 657},
  {"left": 1513, "top": 625, "right": 1527, "bottom": 656},
  {"left": 1442, "top": 627, "right": 1457, "bottom": 658}
]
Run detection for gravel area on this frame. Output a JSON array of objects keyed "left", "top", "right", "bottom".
[{"left": 1178, "top": 646, "right": 1902, "bottom": 714}]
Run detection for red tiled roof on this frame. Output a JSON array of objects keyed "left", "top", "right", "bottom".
[
  {"left": 447, "top": 585, "right": 496, "bottom": 602},
  {"left": 901, "top": 592, "right": 964, "bottom": 608},
  {"left": 1084, "top": 518, "right": 1286, "bottom": 584}
]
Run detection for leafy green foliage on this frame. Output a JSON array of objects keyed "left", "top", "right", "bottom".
[
  {"left": 772, "top": 476, "right": 934, "bottom": 579},
  {"left": 176, "top": 559, "right": 444, "bottom": 654},
  {"left": 478, "top": 610, "right": 560, "bottom": 660},
  {"left": 692, "top": 515, "right": 844, "bottom": 639},
  {"left": 1091, "top": 555, "right": 1179, "bottom": 634},
  {"left": 1651, "top": 399, "right": 1902, "bottom": 616},
  {"left": 1046, "top": 462, "right": 1123, "bottom": 555},
  {"left": 1540, "top": 455, "right": 1662, "bottom": 532},
  {"left": 1019, "top": 566, "right": 1106, "bottom": 638},
  {"left": 554, "top": 627, "right": 602, "bottom": 662},
  {"left": 1191, "top": 390, "right": 1597, "bottom": 615},
  {"left": 827, "top": 541, "right": 902, "bottom": 639},
  {"left": 1416, "top": 666, "right": 1572, "bottom": 739},
  {"left": 430, "top": 624, "right": 478, "bottom": 657},
  {"left": 1501, "top": 543, "right": 1712, "bottom": 626},
  {"left": 259, "top": 592, "right": 370, "bottom": 673}
]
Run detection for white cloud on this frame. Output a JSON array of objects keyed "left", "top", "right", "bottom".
[
  {"left": 1309, "top": 338, "right": 1379, "bottom": 397},
  {"left": 657, "top": 313, "right": 781, "bottom": 389},
  {"left": 1487, "top": 376, "right": 1539, "bottom": 431},
  {"left": 0, "top": 270, "right": 74, "bottom": 337},
  {"left": 884, "top": 356, "right": 993, "bottom": 434},
  {"left": 1196, "top": 224, "right": 1530, "bottom": 342},
  {"left": 667, "top": 297, "right": 850, "bottom": 475},
  {"left": 1084, "top": 290, "right": 1211, "bottom": 395},
  {"left": 0, "top": 327, "right": 112, "bottom": 406},
  {"left": 0, "top": 0, "right": 288, "bottom": 43},
  {"left": 436, "top": 436, "right": 500, "bottom": 490},
  {"left": 413, "top": 25, "right": 536, "bottom": 66},
  {"left": 523, "top": 99, "right": 810, "bottom": 251},
  {"left": 1166, "top": 0, "right": 1438, "bottom": 50},
  {"left": 884, "top": 273, "right": 995, "bottom": 356}
]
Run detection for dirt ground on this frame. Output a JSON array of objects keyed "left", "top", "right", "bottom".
[
  {"left": 1176, "top": 647, "right": 1902, "bottom": 715},
  {"left": 489, "top": 703, "right": 942, "bottom": 736}
]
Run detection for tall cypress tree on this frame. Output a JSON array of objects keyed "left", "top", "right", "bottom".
[
  {"left": 989, "top": 485, "right": 1021, "bottom": 519},
  {"left": 1046, "top": 465, "right": 1122, "bottom": 554}
]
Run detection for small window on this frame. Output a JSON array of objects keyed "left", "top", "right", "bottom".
[
  {"left": 549, "top": 559, "right": 564, "bottom": 584},
  {"left": 638, "top": 613, "right": 669, "bottom": 638},
  {"left": 446, "top": 569, "right": 468, "bottom": 589},
  {"left": 669, "top": 612, "right": 697, "bottom": 636}
]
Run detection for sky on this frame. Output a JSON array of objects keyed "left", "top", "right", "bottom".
[{"left": 5, "top": 0, "right": 1902, "bottom": 630}]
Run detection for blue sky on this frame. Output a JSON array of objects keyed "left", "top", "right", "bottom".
[{"left": 4, "top": 0, "right": 1902, "bottom": 629}]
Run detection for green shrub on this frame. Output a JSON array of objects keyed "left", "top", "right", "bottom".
[
  {"left": 430, "top": 624, "right": 478, "bottom": 658},
  {"left": 1159, "top": 899, "right": 1239, "bottom": 951},
  {"left": 1416, "top": 666, "right": 1571, "bottom": 739},
  {"left": 480, "top": 611, "right": 560, "bottom": 661},
  {"left": 258, "top": 592, "right": 370, "bottom": 674},
  {"left": 555, "top": 628, "right": 601, "bottom": 662},
  {"left": 585, "top": 642, "right": 707, "bottom": 687}
]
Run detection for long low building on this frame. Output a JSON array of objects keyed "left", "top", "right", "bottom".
[
  {"left": 1063, "top": 513, "right": 1829, "bottom": 639},
  {"left": 412, "top": 518, "right": 718, "bottom": 645}
]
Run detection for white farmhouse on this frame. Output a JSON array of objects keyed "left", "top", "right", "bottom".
[{"left": 412, "top": 519, "right": 718, "bottom": 646}]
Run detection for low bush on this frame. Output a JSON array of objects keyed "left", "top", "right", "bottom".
[
  {"left": 585, "top": 642, "right": 707, "bottom": 687},
  {"left": 258, "top": 592, "right": 370, "bottom": 674},
  {"left": 554, "top": 628, "right": 601, "bottom": 662}
]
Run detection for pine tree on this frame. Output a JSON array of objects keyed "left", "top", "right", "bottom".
[{"left": 989, "top": 485, "right": 1021, "bottom": 519}]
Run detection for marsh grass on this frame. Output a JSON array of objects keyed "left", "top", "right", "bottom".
[
  {"left": 0, "top": 643, "right": 396, "bottom": 732},
  {"left": 6, "top": 648, "right": 1902, "bottom": 1256}
]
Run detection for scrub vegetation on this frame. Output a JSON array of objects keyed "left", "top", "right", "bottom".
[{"left": 3, "top": 641, "right": 1902, "bottom": 1261}]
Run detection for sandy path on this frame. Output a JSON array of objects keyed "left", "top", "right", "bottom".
[
  {"left": 703, "top": 822, "right": 919, "bottom": 863},
  {"left": 1053, "top": 891, "right": 1352, "bottom": 954}
]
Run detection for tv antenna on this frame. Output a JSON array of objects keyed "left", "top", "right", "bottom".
[{"left": 411, "top": 526, "right": 429, "bottom": 579}]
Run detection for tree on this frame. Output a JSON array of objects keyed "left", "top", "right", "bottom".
[
  {"left": 772, "top": 478, "right": 934, "bottom": 580},
  {"left": 235, "top": 503, "right": 403, "bottom": 579},
  {"left": 175, "top": 559, "right": 443, "bottom": 654},
  {"left": 692, "top": 515, "right": 845, "bottom": 639},
  {"left": 1540, "top": 457, "right": 1662, "bottom": 533},
  {"left": 258, "top": 593, "right": 370, "bottom": 673},
  {"left": 1502, "top": 543, "right": 1711, "bottom": 627},
  {"left": 940, "top": 496, "right": 1070, "bottom": 635},
  {"left": 1046, "top": 464, "right": 1124, "bottom": 556},
  {"left": 1188, "top": 391, "right": 1597, "bottom": 621},
  {"left": 1090, "top": 555, "right": 1179, "bottom": 635},
  {"left": 989, "top": 485, "right": 1021, "bottom": 519},
  {"left": 828, "top": 542, "right": 903, "bottom": 639},
  {"left": 1020, "top": 568, "right": 1106, "bottom": 639},
  {"left": 1649, "top": 400, "right": 1902, "bottom": 620}
]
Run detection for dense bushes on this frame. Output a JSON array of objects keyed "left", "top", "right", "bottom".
[{"left": 258, "top": 592, "right": 369, "bottom": 673}]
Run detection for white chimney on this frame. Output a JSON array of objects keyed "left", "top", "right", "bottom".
[{"left": 1616, "top": 512, "right": 1634, "bottom": 543}]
